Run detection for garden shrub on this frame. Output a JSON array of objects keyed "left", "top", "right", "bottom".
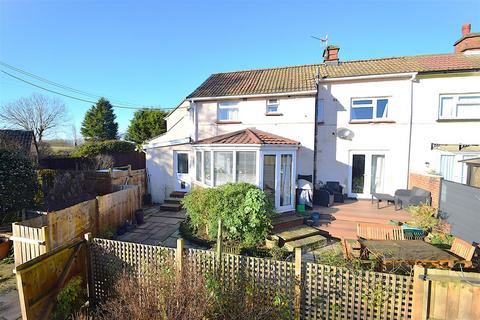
[
  {"left": 72, "top": 140, "right": 136, "bottom": 158},
  {"left": 0, "top": 149, "right": 38, "bottom": 223},
  {"left": 182, "top": 183, "right": 275, "bottom": 246},
  {"left": 53, "top": 276, "right": 86, "bottom": 320},
  {"left": 407, "top": 204, "right": 439, "bottom": 231}
]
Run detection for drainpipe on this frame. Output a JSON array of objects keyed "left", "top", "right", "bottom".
[
  {"left": 406, "top": 72, "right": 418, "bottom": 188},
  {"left": 189, "top": 99, "right": 198, "bottom": 142},
  {"left": 313, "top": 69, "right": 321, "bottom": 186}
]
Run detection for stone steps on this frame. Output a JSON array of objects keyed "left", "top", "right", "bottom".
[
  {"left": 164, "top": 197, "right": 182, "bottom": 204},
  {"left": 283, "top": 235, "right": 327, "bottom": 252},
  {"left": 159, "top": 203, "right": 182, "bottom": 212},
  {"left": 275, "top": 226, "right": 320, "bottom": 243}
]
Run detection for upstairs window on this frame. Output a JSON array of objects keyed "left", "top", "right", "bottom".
[
  {"left": 218, "top": 101, "right": 239, "bottom": 121},
  {"left": 351, "top": 98, "right": 389, "bottom": 121},
  {"left": 439, "top": 94, "right": 480, "bottom": 120},
  {"left": 266, "top": 99, "right": 279, "bottom": 113}
]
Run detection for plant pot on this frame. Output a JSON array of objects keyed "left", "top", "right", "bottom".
[
  {"left": 135, "top": 209, "right": 144, "bottom": 225},
  {"left": 265, "top": 235, "right": 279, "bottom": 249},
  {"left": 0, "top": 238, "right": 12, "bottom": 260}
]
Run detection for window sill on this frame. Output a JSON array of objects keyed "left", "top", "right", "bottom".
[
  {"left": 437, "top": 118, "right": 480, "bottom": 122},
  {"left": 349, "top": 120, "right": 396, "bottom": 124},
  {"left": 265, "top": 112, "right": 283, "bottom": 116},
  {"left": 216, "top": 120, "right": 242, "bottom": 124}
]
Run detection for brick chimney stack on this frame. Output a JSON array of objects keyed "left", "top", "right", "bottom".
[
  {"left": 323, "top": 45, "right": 340, "bottom": 65},
  {"left": 454, "top": 23, "right": 480, "bottom": 54}
]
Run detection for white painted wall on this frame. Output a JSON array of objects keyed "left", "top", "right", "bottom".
[
  {"left": 316, "top": 76, "right": 413, "bottom": 197},
  {"left": 196, "top": 95, "right": 316, "bottom": 177},
  {"left": 409, "top": 75, "right": 480, "bottom": 182}
]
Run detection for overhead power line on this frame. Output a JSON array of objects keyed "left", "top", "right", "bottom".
[{"left": 0, "top": 61, "right": 172, "bottom": 110}]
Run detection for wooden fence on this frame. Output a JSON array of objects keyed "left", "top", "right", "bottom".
[
  {"left": 12, "top": 186, "right": 140, "bottom": 266},
  {"left": 412, "top": 265, "right": 480, "bottom": 320},
  {"left": 14, "top": 236, "right": 480, "bottom": 320},
  {"left": 15, "top": 239, "right": 87, "bottom": 320}
]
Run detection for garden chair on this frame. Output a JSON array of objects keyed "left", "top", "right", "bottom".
[
  {"left": 394, "top": 187, "right": 431, "bottom": 208},
  {"left": 449, "top": 237, "right": 476, "bottom": 267},
  {"left": 356, "top": 223, "right": 405, "bottom": 240}
]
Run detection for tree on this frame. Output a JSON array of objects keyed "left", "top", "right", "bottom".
[
  {"left": 125, "top": 109, "right": 168, "bottom": 144},
  {"left": 0, "top": 93, "right": 67, "bottom": 154},
  {"left": 0, "top": 149, "right": 37, "bottom": 223},
  {"left": 81, "top": 98, "right": 118, "bottom": 141}
]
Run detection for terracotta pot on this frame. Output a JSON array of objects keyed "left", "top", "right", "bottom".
[{"left": 0, "top": 238, "right": 12, "bottom": 260}]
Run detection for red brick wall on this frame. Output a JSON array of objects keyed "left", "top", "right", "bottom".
[{"left": 408, "top": 172, "right": 443, "bottom": 208}]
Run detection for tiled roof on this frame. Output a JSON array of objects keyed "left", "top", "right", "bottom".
[
  {"left": 194, "top": 128, "right": 300, "bottom": 145},
  {"left": 187, "top": 54, "right": 480, "bottom": 98},
  {"left": 0, "top": 129, "right": 34, "bottom": 153}
]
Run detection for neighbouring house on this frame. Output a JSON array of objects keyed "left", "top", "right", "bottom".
[
  {"left": 459, "top": 157, "right": 480, "bottom": 187},
  {"left": 145, "top": 23, "right": 480, "bottom": 212},
  {"left": 0, "top": 129, "right": 38, "bottom": 161}
]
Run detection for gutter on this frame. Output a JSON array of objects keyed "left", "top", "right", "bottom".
[
  {"left": 406, "top": 72, "right": 418, "bottom": 187},
  {"left": 187, "top": 90, "right": 317, "bottom": 102},
  {"left": 143, "top": 137, "right": 191, "bottom": 150},
  {"left": 319, "top": 72, "right": 416, "bottom": 82}
]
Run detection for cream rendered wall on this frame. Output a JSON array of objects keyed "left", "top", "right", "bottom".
[
  {"left": 145, "top": 143, "right": 193, "bottom": 203},
  {"left": 409, "top": 75, "right": 480, "bottom": 180},
  {"left": 195, "top": 95, "right": 316, "bottom": 177},
  {"left": 316, "top": 77, "right": 413, "bottom": 196}
]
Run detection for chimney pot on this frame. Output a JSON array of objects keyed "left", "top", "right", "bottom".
[{"left": 462, "top": 23, "right": 471, "bottom": 36}]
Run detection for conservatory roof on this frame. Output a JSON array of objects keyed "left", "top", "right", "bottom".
[{"left": 194, "top": 128, "right": 300, "bottom": 145}]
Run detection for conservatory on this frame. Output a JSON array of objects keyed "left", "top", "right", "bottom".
[{"left": 192, "top": 128, "right": 300, "bottom": 213}]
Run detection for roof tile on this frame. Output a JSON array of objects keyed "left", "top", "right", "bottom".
[{"left": 195, "top": 128, "right": 300, "bottom": 145}]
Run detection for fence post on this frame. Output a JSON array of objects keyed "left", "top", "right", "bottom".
[
  {"left": 294, "top": 247, "right": 302, "bottom": 320},
  {"left": 412, "top": 265, "right": 429, "bottom": 320},
  {"left": 176, "top": 238, "right": 184, "bottom": 273},
  {"left": 216, "top": 218, "right": 223, "bottom": 258},
  {"left": 84, "top": 233, "right": 94, "bottom": 307}
]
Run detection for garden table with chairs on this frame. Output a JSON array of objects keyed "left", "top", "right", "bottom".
[{"left": 359, "top": 239, "right": 462, "bottom": 268}]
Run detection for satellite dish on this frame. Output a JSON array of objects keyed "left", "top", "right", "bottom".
[{"left": 336, "top": 128, "right": 354, "bottom": 140}]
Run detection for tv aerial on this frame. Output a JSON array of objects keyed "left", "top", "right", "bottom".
[{"left": 311, "top": 34, "right": 328, "bottom": 49}]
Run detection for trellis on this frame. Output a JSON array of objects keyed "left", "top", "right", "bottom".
[{"left": 90, "top": 238, "right": 414, "bottom": 319}]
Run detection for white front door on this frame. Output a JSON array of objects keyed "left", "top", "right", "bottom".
[
  {"left": 174, "top": 151, "right": 190, "bottom": 192},
  {"left": 262, "top": 152, "right": 296, "bottom": 212},
  {"left": 349, "top": 151, "right": 386, "bottom": 199}
]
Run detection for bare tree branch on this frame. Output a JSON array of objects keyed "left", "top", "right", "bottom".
[{"left": 0, "top": 93, "right": 67, "bottom": 155}]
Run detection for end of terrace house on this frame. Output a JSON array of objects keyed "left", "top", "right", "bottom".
[{"left": 144, "top": 22, "right": 480, "bottom": 212}]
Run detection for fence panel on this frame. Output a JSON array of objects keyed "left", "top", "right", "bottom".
[
  {"left": 412, "top": 265, "right": 480, "bottom": 320},
  {"left": 15, "top": 239, "right": 87, "bottom": 320},
  {"left": 439, "top": 179, "right": 480, "bottom": 243},
  {"left": 97, "top": 186, "right": 140, "bottom": 235},
  {"left": 90, "top": 238, "right": 175, "bottom": 302},
  {"left": 304, "top": 263, "right": 414, "bottom": 319}
]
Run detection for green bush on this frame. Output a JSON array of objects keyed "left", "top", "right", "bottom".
[
  {"left": 0, "top": 149, "right": 38, "bottom": 222},
  {"left": 53, "top": 276, "right": 86, "bottom": 320},
  {"left": 72, "top": 140, "right": 136, "bottom": 157},
  {"left": 182, "top": 183, "right": 275, "bottom": 246},
  {"left": 407, "top": 204, "right": 439, "bottom": 231}
]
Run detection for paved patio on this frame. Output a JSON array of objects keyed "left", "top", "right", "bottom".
[
  {"left": 310, "top": 199, "right": 413, "bottom": 240},
  {"left": 116, "top": 205, "right": 204, "bottom": 249}
]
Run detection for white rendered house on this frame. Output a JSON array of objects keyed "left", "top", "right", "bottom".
[{"left": 145, "top": 23, "right": 480, "bottom": 211}]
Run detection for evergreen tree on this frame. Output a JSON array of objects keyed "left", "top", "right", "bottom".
[
  {"left": 81, "top": 98, "right": 118, "bottom": 141},
  {"left": 125, "top": 109, "right": 168, "bottom": 144}
]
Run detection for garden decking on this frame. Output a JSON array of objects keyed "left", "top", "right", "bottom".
[{"left": 311, "top": 199, "right": 413, "bottom": 239}]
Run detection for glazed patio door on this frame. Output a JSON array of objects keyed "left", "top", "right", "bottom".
[
  {"left": 262, "top": 152, "right": 295, "bottom": 212},
  {"left": 174, "top": 151, "right": 191, "bottom": 191},
  {"left": 349, "top": 151, "right": 385, "bottom": 198}
]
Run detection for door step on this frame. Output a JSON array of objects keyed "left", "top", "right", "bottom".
[
  {"left": 159, "top": 203, "right": 182, "bottom": 212},
  {"left": 170, "top": 191, "right": 187, "bottom": 198},
  {"left": 164, "top": 197, "right": 182, "bottom": 204}
]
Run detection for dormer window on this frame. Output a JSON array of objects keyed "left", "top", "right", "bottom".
[
  {"left": 218, "top": 101, "right": 239, "bottom": 121},
  {"left": 266, "top": 99, "right": 279, "bottom": 113}
]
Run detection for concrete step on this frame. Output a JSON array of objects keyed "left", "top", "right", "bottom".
[
  {"left": 159, "top": 203, "right": 182, "bottom": 212},
  {"left": 272, "top": 213, "right": 305, "bottom": 232},
  {"left": 170, "top": 191, "right": 187, "bottom": 198},
  {"left": 284, "top": 235, "right": 327, "bottom": 252},
  {"left": 275, "top": 226, "right": 320, "bottom": 243},
  {"left": 164, "top": 197, "right": 182, "bottom": 204}
]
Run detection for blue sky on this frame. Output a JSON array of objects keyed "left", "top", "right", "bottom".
[{"left": 1, "top": 0, "right": 479, "bottom": 138}]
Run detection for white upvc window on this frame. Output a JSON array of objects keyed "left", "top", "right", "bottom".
[
  {"left": 218, "top": 101, "right": 239, "bottom": 121},
  {"left": 439, "top": 93, "right": 480, "bottom": 120},
  {"left": 266, "top": 99, "right": 280, "bottom": 113},
  {"left": 351, "top": 97, "right": 389, "bottom": 121}
]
